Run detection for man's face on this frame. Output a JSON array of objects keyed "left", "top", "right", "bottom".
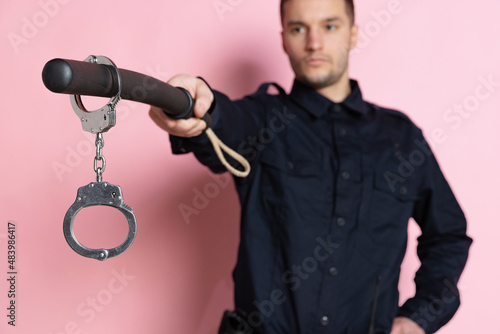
[{"left": 281, "top": 0, "right": 358, "bottom": 90}]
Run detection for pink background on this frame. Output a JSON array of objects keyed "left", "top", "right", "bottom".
[{"left": 1, "top": 0, "right": 499, "bottom": 333}]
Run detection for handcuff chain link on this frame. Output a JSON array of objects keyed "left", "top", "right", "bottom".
[{"left": 93, "top": 133, "right": 106, "bottom": 182}]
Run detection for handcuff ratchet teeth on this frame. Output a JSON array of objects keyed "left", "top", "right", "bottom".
[{"left": 63, "top": 182, "right": 137, "bottom": 261}]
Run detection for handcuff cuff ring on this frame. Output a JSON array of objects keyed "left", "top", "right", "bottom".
[
  {"left": 70, "top": 55, "right": 121, "bottom": 134},
  {"left": 63, "top": 182, "right": 137, "bottom": 261}
]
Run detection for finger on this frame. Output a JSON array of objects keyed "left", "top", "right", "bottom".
[
  {"left": 167, "top": 74, "right": 193, "bottom": 92},
  {"left": 150, "top": 103, "right": 207, "bottom": 135},
  {"left": 173, "top": 118, "right": 205, "bottom": 137},
  {"left": 388, "top": 321, "right": 400, "bottom": 334},
  {"left": 148, "top": 106, "right": 165, "bottom": 129},
  {"left": 192, "top": 78, "right": 214, "bottom": 118},
  {"left": 162, "top": 117, "right": 205, "bottom": 138},
  {"left": 167, "top": 74, "right": 199, "bottom": 103},
  {"left": 149, "top": 106, "right": 174, "bottom": 132},
  {"left": 184, "top": 119, "right": 207, "bottom": 137},
  {"left": 167, "top": 75, "right": 213, "bottom": 119}
]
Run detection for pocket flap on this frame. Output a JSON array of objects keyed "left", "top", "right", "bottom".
[{"left": 374, "top": 170, "right": 418, "bottom": 201}]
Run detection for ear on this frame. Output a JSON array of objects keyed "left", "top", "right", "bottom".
[{"left": 348, "top": 24, "right": 359, "bottom": 51}]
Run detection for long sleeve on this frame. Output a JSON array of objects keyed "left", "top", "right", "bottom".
[
  {"left": 397, "top": 136, "right": 472, "bottom": 333},
  {"left": 169, "top": 87, "right": 270, "bottom": 174}
]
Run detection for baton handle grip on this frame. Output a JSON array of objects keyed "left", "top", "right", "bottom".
[{"left": 42, "top": 58, "right": 211, "bottom": 126}]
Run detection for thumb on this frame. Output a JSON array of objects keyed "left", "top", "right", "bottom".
[{"left": 192, "top": 77, "right": 214, "bottom": 119}]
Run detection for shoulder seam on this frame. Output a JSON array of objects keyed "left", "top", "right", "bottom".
[{"left": 370, "top": 102, "right": 413, "bottom": 123}]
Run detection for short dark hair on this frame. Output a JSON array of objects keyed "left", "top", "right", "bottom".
[{"left": 280, "top": 0, "right": 355, "bottom": 26}]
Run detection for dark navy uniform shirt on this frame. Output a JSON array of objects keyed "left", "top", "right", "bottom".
[{"left": 170, "top": 79, "right": 472, "bottom": 334}]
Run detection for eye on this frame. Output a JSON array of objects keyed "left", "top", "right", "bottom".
[
  {"left": 326, "top": 24, "right": 337, "bottom": 31},
  {"left": 291, "top": 26, "right": 305, "bottom": 34}
]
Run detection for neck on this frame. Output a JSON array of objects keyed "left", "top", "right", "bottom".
[{"left": 316, "top": 72, "right": 351, "bottom": 103}]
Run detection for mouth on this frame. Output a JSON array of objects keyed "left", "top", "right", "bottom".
[{"left": 304, "top": 56, "right": 328, "bottom": 67}]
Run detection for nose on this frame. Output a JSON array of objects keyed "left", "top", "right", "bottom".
[{"left": 306, "top": 27, "right": 323, "bottom": 51}]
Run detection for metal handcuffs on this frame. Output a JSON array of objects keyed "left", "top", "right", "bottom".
[
  {"left": 63, "top": 55, "right": 137, "bottom": 261},
  {"left": 63, "top": 182, "right": 136, "bottom": 261}
]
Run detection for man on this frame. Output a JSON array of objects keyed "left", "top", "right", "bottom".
[{"left": 149, "top": 0, "right": 472, "bottom": 333}]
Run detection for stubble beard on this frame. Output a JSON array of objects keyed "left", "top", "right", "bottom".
[
  {"left": 293, "top": 50, "right": 350, "bottom": 90},
  {"left": 299, "top": 68, "right": 339, "bottom": 89}
]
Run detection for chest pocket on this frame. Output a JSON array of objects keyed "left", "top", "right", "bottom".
[
  {"left": 365, "top": 164, "right": 419, "bottom": 249},
  {"left": 259, "top": 148, "right": 329, "bottom": 229}
]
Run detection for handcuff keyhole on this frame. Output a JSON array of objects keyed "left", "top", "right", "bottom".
[{"left": 112, "top": 192, "right": 116, "bottom": 198}]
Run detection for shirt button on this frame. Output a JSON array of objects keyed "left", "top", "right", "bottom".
[
  {"left": 287, "top": 161, "right": 294, "bottom": 170},
  {"left": 400, "top": 186, "right": 408, "bottom": 195},
  {"left": 321, "top": 316, "right": 329, "bottom": 326},
  {"left": 337, "top": 217, "right": 346, "bottom": 227},
  {"left": 329, "top": 267, "right": 338, "bottom": 276},
  {"left": 338, "top": 128, "right": 347, "bottom": 137},
  {"left": 341, "top": 171, "right": 350, "bottom": 180},
  {"left": 332, "top": 104, "right": 342, "bottom": 113}
]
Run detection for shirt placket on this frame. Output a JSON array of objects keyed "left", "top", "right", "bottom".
[{"left": 313, "top": 103, "right": 363, "bottom": 333}]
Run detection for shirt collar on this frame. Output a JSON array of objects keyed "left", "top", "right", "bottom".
[{"left": 289, "top": 79, "right": 371, "bottom": 118}]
